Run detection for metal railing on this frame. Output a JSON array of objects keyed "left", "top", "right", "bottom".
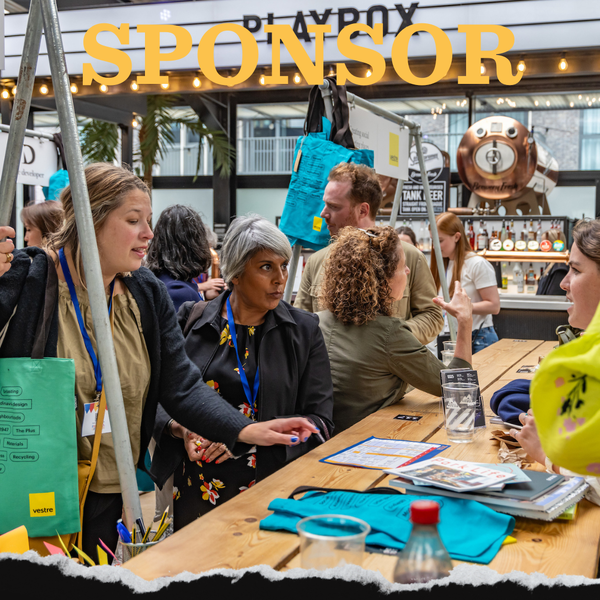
[
  {"left": 237, "top": 136, "right": 297, "bottom": 174},
  {"left": 155, "top": 143, "right": 214, "bottom": 177}
]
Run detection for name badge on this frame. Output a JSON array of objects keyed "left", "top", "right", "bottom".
[{"left": 81, "top": 401, "right": 112, "bottom": 437}]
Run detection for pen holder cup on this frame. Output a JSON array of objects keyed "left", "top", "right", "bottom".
[{"left": 118, "top": 531, "right": 163, "bottom": 562}]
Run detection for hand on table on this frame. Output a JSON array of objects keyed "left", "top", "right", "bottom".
[
  {"left": 432, "top": 281, "right": 473, "bottom": 324},
  {"left": 238, "top": 417, "right": 319, "bottom": 447},
  {"left": 509, "top": 409, "right": 547, "bottom": 466},
  {"left": 0, "top": 227, "right": 16, "bottom": 277}
]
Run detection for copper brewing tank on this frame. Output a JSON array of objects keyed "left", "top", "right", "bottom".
[{"left": 457, "top": 116, "right": 558, "bottom": 203}]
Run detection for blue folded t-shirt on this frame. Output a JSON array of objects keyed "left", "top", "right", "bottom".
[{"left": 260, "top": 490, "right": 515, "bottom": 565}]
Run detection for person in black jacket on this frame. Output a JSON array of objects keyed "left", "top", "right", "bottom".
[
  {"left": 0, "top": 164, "right": 319, "bottom": 557},
  {"left": 155, "top": 215, "right": 334, "bottom": 531}
]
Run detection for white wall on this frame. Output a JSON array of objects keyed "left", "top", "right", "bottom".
[
  {"left": 151, "top": 189, "right": 213, "bottom": 228},
  {"left": 546, "top": 186, "right": 596, "bottom": 220},
  {"left": 236, "top": 189, "right": 288, "bottom": 224}
]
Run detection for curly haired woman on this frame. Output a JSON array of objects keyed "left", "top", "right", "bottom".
[{"left": 318, "top": 226, "right": 475, "bottom": 433}]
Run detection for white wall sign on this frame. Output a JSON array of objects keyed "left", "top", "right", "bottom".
[
  {"left": 0, "top": 132, "right": 58, "bottom": 186},
  {"left": 349, "top": 104, "right": 409, "bottom": 179},
  {"left": 3, "top": 0, "right": 600, "bottom": 77}
]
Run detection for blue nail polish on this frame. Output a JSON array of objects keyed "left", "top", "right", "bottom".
[
  {"left": 303, "top": 436, "right": 308, "bottom": 442},
  {"left": 291, "top": 436, "right": 299, "bottom": 442}
]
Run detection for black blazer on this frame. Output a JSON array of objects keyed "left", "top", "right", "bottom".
[
  {"left": 152, "top": 290, "right": 335, "bottom": 485},
  {"left": 0, "top": 248, "right": 253, "bottom": 490}
]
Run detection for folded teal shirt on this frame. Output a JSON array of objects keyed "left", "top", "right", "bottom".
[{"left": 259, "top": 490, "right": 515, "bottom": 565}]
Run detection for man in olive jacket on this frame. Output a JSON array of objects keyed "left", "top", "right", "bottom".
[{"left": 294, "top": 163, "right": 443, "bottom": 345}]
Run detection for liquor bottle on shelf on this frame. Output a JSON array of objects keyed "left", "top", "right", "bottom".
[
  {"left": 536, "top": 219, "right": 543, "bottom": 245},
  {"left": 509, "top": 219, "right": 515, "bottom": 242},
  {"left": 467, "top": 220, "right": 475, "bottom": 250},
  {"left": 502, "top": 219, "right": 514, "bottom": 251},
  {"left": 476, "top": 220, "right": 488, "bottom": 251},
  {"left": 393, "top": 501, "right": 453, "bottom": 584},
  {"left": 515, "top": 222, "right": 527, "bottom": 251},
  {"left": 553, "top": 220, "right": 566, "bottom": 252},
  {"left": 501, "top": 262, "right": 508, "bottom": 290},
  {"left": 500, "top": 220, "right": 506, "bottom": 241},
  {"left": 489, "top": 225, "right": 502, "bottom": 251},
  {"left": 526, "top": 263, "right": 537, "bottom": 293},
  {"left": 513, "top": 263, "right": 524, "bottom": 293},
  {"left": 527, "top": 219, "right": 539, "bottom": 251}
]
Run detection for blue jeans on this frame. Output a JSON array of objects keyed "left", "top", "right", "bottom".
[{"left": 472, "top": 326, "right": 499, "bottom": 354}]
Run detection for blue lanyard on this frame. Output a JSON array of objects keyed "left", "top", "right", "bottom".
[
  {"left": 226, "top": 296, "right": 259, "bottom": 418},
  {"left": 58, "top": 248, "right": 115, "bottom": 395}
]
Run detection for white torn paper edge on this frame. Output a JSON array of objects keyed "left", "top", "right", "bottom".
[{"left": 0, "top": 552, "right": 597, "bottom": 592}]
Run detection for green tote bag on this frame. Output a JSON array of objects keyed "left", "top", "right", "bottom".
[{"left": 0, "top": 254, "right": 80, "bottom": 538}]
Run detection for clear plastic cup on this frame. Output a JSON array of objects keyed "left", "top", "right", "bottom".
[
  {"left": 441, "top": 350, "right": 454, "bottom": 367},
  {"left": 441, "top": 383, "right": 479, "bottom": 443},
  {"left": 443, "top": 341, "right": 457, "bottom": 354},
  {"left": 296, "top": 514, "right": 370, "bottom": 570}
]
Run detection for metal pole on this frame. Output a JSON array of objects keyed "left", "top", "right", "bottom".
[
  {"left": 413, "top": 127, "right": 457, "bottom": 341},
  {"left": 283, "top": 244, "right": 301, "bottom": 303},
  {"left": 0, "top": 0, "right": 44, "bottom": 227},
  {"left": 40, "top": 0, "right": 142, "bottom": 528},
  {"left": 0, "top": 124, "right": 55, "bottom": 141}
]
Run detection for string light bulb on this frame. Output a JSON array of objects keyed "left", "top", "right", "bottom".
[
  {"left": 293, "top": 73, "right": 301, "bottom": 84},
  {"left": 517, "top": 60, "right": 526, "bottom": 72},
  {"left": 11, "top": 86, "right": 17, "bottom": 96},
  {"left": 161, "top": 82, "right": 169, "bottom": 89},
  {"left": 366, "top": 69, "right": 372, "bottom": 78},
  {"left": 40, "top": 84, "right": 49, "bottom": 95},
  {"left": 100, "top": 84, "right": 108, "bottom": 93},
  {"left": 131, "top": 81, "right": 139, "bottom": 91},
  {"left": 480, "top": 64, "right": 486, "bottom": 75},
  {"left": 1, "top": 90, "right": 9, "bottom": 99},
  {"left": 132, "top": 117, "right": 139, "bottom": 128},
  {"left": 328, "top": 65, "right": 335, "bottom": 77},
  {"left": 193, "top": 77, "right": 201, "bottom": 88},
  {"left": 559, "top": 55, "right": 568, "bottom": 71},
  {"left": 70, "top": 83, "right": 78, "bottom": 94},
  {"left": 534, "top": 100, "right": 539, "bottom": 106},
  {"left": 259, "top": 74, "right": 266, "bottom": 85},
  {"left": 570, "top": 102, "right": 574, "bottom": 107}
]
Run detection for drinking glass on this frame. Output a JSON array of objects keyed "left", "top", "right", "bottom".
[{"left": 441, "top": 383, "right": 479, "bottom": 443}]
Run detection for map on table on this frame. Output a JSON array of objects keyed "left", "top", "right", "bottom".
[{"left": 320, "top": 436, "right": 450, "bottom": 470}]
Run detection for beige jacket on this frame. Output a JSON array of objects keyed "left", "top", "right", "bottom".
[
  {"left": 317, "top": 310, "right": 471, "bottom": 434},
  {"left": 294, "top": 240, "right": 443, "bottom": 345}
]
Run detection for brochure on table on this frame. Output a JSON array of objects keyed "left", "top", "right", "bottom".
[
  {"left": 321, "top": 437, "right": 450, "bottom": 470},
  {"left": 386, "top": 457, "right": 516, "bottom": 492}
]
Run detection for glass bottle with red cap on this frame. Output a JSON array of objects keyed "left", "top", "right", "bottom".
[{"left": 393, "top": 500, "right": 454, "bottom": 584}]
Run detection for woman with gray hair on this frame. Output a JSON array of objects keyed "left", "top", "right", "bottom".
[{"left": 153, "top": 215, "right": 335, "bottom": 531}]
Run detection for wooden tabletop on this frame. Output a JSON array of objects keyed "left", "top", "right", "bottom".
[{"left": 124, "top": 338, "right": 600, "bottom": 581}]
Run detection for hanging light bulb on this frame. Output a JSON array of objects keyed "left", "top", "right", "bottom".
[
  {"left": 70, "top": 83, "right": 78, "bottom": 94},
  {"left": 366, "top": 69, "right": 372, "bottom": 78},
  {"left": 546, "top": 100, "right": 550, "bottom": 106},
  {"left": 517, "top": 60, "right": 526, "bottom": 72},
  {"left": 193, "top": 77, "right": 201, "bottom": 88},
  {"left": 161, "top": 82, "right": 169, "bottom": 89},
  {"left": 579, "top": 94, "right": 583, "bottom": 99},
  {"left": 11, "top": 86, "right": 17, "bottom": 96},
  {"left": 40, "top": 84, "right": 49, "bottom": 95},
  {"left": 132, "top": 117, "right": 139, "bottom": 128},
  {"left": 442, "top": 103, "right": 446, "bottom": 109},
  {"left": 570, "top": 102, "right": 574, "bottom": 107},
  {"left": 328, "top": 65, "right": 335, "bottom": 77},
  {"left": 534, "top": 100, "right": 539, "bottom": 106},
  {"left": 100, "top": 84, "right": 108, "bottom": 93},
  {"left": 293, "top": 73, "right": 301, "bottom": 84},
  {"left": 131, "top": 81, "right": 139, "bottom": 91},
  {"left": 559, "top": 55, "right": 568, "bottom": 71},
  {"left": 1, "top": 90, "right": 9, "bottom": 99},
  {"left": 480, "top": 64, "right": 486, "bottom": 75},
  {"left": 259, "top": 74, "right": 266, "bottom": 85}
]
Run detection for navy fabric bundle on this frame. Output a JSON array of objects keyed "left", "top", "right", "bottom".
[{"left": 490, "top": 379, "right": 531, "bottom": 425}]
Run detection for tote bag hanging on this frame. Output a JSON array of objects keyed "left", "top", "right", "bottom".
[
  {"left": 0, "top": 254, "right": 80, "bottom": 539},
  {"left": 279, "top": 79, "right": 374, "bottom": 251}
]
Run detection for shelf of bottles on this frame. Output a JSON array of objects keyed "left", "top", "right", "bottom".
[{"left": 375, "top": 214, "right": 574, "bottom": 295}]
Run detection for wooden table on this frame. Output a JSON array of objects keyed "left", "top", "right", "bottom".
[{"left": 124, "top": 338, "right": 600, "bottom": 581}]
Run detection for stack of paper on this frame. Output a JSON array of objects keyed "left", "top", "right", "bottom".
[{"left": 386, "top": 458, "right": 589, "bottom": 521}]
